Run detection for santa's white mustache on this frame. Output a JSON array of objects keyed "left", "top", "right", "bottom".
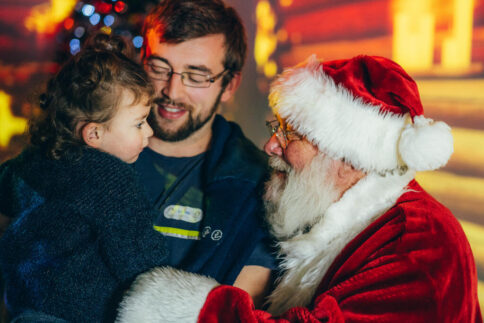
[{"left": 268, "top": 156, "right": 291, "bottom": 173}]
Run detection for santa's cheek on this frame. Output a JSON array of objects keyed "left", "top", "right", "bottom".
[
  {"left": 284, "top": 140, "right": 318, "bottom": 171},
  {"left": 284, "top": 150, "right": 308, "bottom": 171}
]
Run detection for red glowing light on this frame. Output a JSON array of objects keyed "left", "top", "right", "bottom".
[
  {"left": 114, "top": 1, "right": 126, "bottom": 13},
  {"left": 97, "top": 2, "right": 112, "bottom": 14},
  {"left": 64, "top": 18, "right": 74, "bottom": 30}
]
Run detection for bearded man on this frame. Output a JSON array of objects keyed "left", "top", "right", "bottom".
[
  {"left": 134, "top": 0, "right": 276, "bottom": 307},
  {"left": 116, "top": 55, "right": 482, "bottom": 322}
]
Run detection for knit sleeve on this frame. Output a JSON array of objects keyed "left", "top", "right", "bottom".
[
  {"left": 0, "top": 161, "right": 14, "bottom": 217},
  {"left": 97, "top": 206, "right": 168, "bottom": 282}
]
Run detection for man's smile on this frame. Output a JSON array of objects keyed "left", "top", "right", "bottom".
[{"left": 157, "top": 103, "right": 187, "bottom": 120}]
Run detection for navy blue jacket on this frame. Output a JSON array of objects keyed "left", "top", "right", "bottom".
[
  {"left": 0, "top": 147, "right": 167, "bottom": 323},
  {"left": 167, "top": 115, "right": 271, "bottom": 285}
]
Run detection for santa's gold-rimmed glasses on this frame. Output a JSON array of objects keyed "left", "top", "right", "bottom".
[{"left": 265, "top": 120, "right": 303, "bottom": 149}]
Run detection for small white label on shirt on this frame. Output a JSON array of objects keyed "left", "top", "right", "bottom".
[{"left": 163, "top": 205, "right": 203, "bottom": 223}]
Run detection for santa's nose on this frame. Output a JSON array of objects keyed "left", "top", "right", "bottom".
[{"left": 264, "top": 134, "right": 283, "bottom": 157}]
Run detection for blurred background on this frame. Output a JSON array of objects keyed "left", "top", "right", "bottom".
[{"left": 0, "top": 0, "right": 483, "bottom": 312}]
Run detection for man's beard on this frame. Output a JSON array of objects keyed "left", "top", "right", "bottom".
[
  {"left": 148, "top": 89, "right": 223, "bottom": 142},
  {"left": 264, "top": 154, "right": 340, "bottom": 241}
]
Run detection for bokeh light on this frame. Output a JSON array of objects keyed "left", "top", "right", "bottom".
[
  {"left": 97, "top": 2, "right": 112, "bottom": 14},
  {"left": 63, "top": 18, "right": 74, "bottom": 30},
  {"left": 133, "top": 35, "right": 143, "bottom": 48},
  {"left": 69, "top": 38, "right": 81, "bottom": 55},
  {"left": 103, "top": 14, "right": 115, "bottom": 27},
  {"left": 114, "top": 1, "right": 127, "bottom": 14},
  {"left": 73, "top": 26, "right": 85, "bottom": 38},
  {"left": 81, "top": 4, "right": 95, "bottom": 17},
  {"left": 89, "top": 13, "right": 101, "bottom": 25}
]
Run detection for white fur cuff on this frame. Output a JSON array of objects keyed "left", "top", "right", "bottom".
[{"left": 116, "top": 267, "right": 219, "bottom": 323}]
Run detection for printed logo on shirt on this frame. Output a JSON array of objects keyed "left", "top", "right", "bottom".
[
  {"left": 201, "top": 226, "right": 211, "bottom": 238},
  {"left": 153, "top": 226, "right": 200, "bottom": 240},
  {"left": 163, "top": 205, "right": 203, "bottom": 223},
  {"left": 211, "top": 230, "right": 223, "bottom": 241}
]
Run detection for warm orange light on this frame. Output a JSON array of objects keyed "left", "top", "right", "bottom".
[
  {"left": 0, "top": 91, "right": 28, "bottom": 147},
  {"left": 392, "top": 0, "right": 434, "bottom": 71},
  {"left": 100, "top": 26, "right": 112, "bottom": 35},
  {"left": 441, "top": 0, "right": 474, "bottom": 69},
  {"left": 393, "top": 0, "right": 476, "bottom": 74},
  {"left": 254, "top": 0, "right": 278, "bottom": 78},
  {"left": 279, "top": 0, "right": 293, "bottom": 7},
  {"left": 24, "top": 0, "right": 76, "bottom": 34}
]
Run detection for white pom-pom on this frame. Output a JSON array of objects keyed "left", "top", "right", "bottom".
[{"left": 398, "top": 116, "right": 454, "bottom": 171}]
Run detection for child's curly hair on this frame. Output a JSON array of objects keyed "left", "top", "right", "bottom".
[{"left": 30, "top": 32, "right": 154, "bottom": 159}]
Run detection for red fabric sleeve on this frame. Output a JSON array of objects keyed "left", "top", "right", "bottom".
[{"left": 199, "top": 286, "right": 337, "bottom": 323}]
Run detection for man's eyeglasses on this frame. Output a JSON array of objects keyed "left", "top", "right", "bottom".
[
  {"left": 144, "top": 62, "right": 227, "bottom": 88},
  {"left": 265, "top": 120, "right": 303, "bottom": 149}
]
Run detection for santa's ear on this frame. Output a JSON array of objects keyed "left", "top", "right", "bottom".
[
  {"left": 336, "top": 159, "right": 365, "bottom": 190},
  {"left": 337, "top": 160, "right": 354, "bottom": 178},
  {"left": 82, "top": 122, "right": 104, "bottom": 148}
]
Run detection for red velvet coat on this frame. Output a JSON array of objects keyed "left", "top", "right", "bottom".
[{"left": 199, "top": 180, "right": 482, "bottom": 323}]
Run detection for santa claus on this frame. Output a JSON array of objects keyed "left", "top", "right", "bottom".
[{"left": 116, "top": 55, "right": 482, "bottom": 322}]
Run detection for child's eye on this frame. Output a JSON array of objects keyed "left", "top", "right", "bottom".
[{"left": 136, "top": 121, "right": 144, "bottom": 129}]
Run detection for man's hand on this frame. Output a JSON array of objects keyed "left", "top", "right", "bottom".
[{"left": 234, "top": 265, "right": 273, "bottom": 309}]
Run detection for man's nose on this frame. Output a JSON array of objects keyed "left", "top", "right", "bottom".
[
  {"left": 264, "top": 134, "right": 283, "bottom": 157},
  {"left": 161, "top": 74, "right": 185, "bottom": 101}
]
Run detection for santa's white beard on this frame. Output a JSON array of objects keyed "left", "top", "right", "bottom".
[{"left": 264, "top": 154, "right": 340, "bottom": 241}]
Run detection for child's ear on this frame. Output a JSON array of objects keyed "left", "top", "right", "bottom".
[{"left": 82, "top": 122, "right": 104, "bottom": 148}]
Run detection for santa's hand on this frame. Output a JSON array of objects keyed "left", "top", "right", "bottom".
[{"left": 116, "top": 267, "right": 219, "bottom": 323}]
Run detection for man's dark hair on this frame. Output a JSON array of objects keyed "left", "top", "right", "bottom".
[{"left": 142, "top": 0, "right": 247, "bottom": 86}]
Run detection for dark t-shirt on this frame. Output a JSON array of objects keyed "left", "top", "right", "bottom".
[{"left": 135, "top": 147, "right": 277, "bottom": 269}]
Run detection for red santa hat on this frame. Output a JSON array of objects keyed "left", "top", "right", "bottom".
[{"left": 269, "top": 54, "right": 454, "bottom": 173}]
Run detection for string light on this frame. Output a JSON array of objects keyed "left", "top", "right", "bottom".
[
  {"left": 97, "top": 2, "right": 112, "bottom": 14},
  {"left": 114, "top": 1, "right": 127, "bottom": 14},
  {"left": 133, "top": 36, "right": 143, "bottom": 48},
  {"left": 89, "top": 13, "right": 101, "bottom": 25},
  {"left": 63, "top": 18, "right": 74, "bottom": 30},
  {"left": 81, "top": 4, "right": 95, "bottom": 17},
  {"left": 69, "top": 38, "right": 81, "bottom": 55},
  {"left": 103, "top": 14, "right": 115, "bottom": 27},
  {"left": 74, "top": 26, "right": 85, "bottom": 38}
]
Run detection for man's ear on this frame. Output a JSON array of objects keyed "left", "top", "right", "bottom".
[
  {"left": 82, "top": 122, "right": 104, "bottom": 148},
  {"left": 221, "top": 72, "right": 242, "bottom": 102}
]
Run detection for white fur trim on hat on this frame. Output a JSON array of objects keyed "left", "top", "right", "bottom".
[
  {"left": 116, "top": 267, "right": 219, "bottom": 323},
  {"left": 269, "top": 55, "right": 453, "bottom": 172}
]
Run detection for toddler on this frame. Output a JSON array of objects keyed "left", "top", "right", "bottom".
[{"left": 0, "top": 33, "right": 167, "bottom": 323}]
